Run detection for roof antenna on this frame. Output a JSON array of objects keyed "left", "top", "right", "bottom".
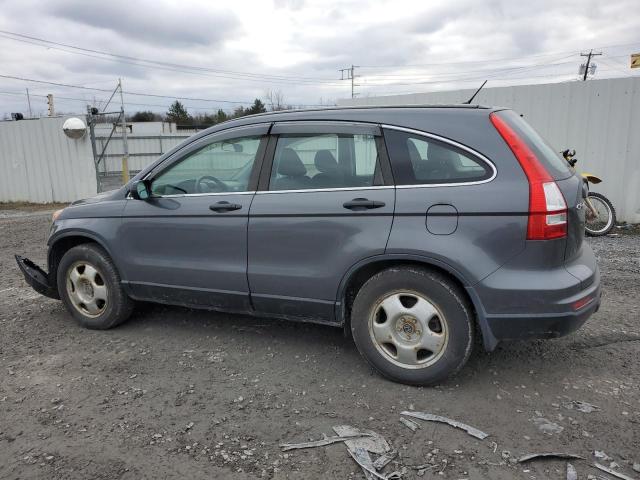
[{"left": 464, "top": 80, "right": 487, "bottom": 104}]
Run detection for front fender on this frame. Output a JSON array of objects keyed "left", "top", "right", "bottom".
[{"left": 47, "top": 220, "right": 124, "bottom": 280}]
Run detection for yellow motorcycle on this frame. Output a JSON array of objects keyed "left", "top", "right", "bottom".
[{"left": 562, "top": 149, "right": 616, "bottom": 236}]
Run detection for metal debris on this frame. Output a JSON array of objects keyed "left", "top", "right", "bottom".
[
  {"left": 400, "top": 411, "right": 489, "bottom": 440},
  {"left": 348, "top": 447, "right": 378, "bottom": 480},
  {"left": 346, "top": 446, "right": 402, "bottom": 480},
  {"left": 567, "top": 463, "right": 578, "bottom": 480},
  {"left": 332, "top": 425, "right": 391, "bottom": 455},
  {"left": 332, "top": 426, "right": 402, "bottom": 480},
  {"left": 373, "top": 449, "right": 398, "bottom": 471},
  {"left": 594, "top": 451, "right": 613, "bottom": 461},
  {"left": 593, "top": 463, "right": 638, "bottom": 480},
  {"left": 280, "top": 433, "right": 372, "bottom": 451},
  {"left": 518, "top": 453, "right": 586, "bottom": 463},
  {"left": 399, "top": 417, "right": 420, "bottom": 432},
  {"left": 565, "top": 400, "right": 600, "bottom": 413}
]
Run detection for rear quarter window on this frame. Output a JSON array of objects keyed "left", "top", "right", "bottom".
[
  {"left": 383, "top": 128, "right": 493, "bottom": 185},
  {"left": 495, "top": 110, "right": 572, "bottom": 180}
]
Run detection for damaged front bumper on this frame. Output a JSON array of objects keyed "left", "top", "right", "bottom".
[{"left": 14, "top": 255, "right": 59, "bottom": 299}]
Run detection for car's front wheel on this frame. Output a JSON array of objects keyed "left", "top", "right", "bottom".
[
  {"left": 57, "top": 244, "right": 134, "bottom": 329},
  {"left": 350, "top": 267, "right": 474, "bottom": 385}
]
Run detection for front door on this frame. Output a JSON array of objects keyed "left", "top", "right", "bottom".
[
  {"left": 247, "top": 122, "right": 395, "bottom": 323},
  {"left": 118, "top": 125, "right": 269, "bottom": 311}
]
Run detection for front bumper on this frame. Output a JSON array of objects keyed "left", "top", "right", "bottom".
[{"left": 15, "top": 255, "right": 59, "bottom": 299}]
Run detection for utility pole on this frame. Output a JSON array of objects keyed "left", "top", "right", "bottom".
[
  {"left": 46, "top": 94, "right": 55, "bottom": 116},
  {"left": 118, "top": 78, "right": 130, "bottom": 184},
  {"left": 340, "top": 65, "right": 360, "bottom": 98},
  {"left": 26, "top": 88, "right": 32, "bottom": 117},
  {"left": 580, "top": 49, "right": 602, "bottom": 81}
]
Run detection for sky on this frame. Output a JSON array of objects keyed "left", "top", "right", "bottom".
[{"left": 0, "top": 0, "right": 638, "bottom": 117}]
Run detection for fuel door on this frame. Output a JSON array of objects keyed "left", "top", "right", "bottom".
[{"left": 426, "top": 204, "right": 458, "bottom": 235}]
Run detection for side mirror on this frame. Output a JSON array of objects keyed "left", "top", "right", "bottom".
[{"left": 131, "top": 180, "right": 151, "bottom": 200}]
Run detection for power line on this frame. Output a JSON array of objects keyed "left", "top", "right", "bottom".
[
  {"left": 357, "top": 41, "right": 640, "bottom": 69},
  {"left": 0, "top": 73, "right": 254, "bottom": 104},
  {"left": 0, "top": 30, "right": 341, "bottom": 86},
  {"left": 0, "top": 75, "right": 328, "bottom": 109}
]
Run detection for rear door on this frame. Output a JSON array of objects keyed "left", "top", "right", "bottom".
[
  {"left": 247, "top": 121, "right": 394, "bottom": 322},
  {"left": 493, "top": 110, "right": 584, "bottom": 260},
  {"left": 118, "top": 124, "right": 269, "bottom": 311}
]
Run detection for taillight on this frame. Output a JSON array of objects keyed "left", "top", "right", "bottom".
[{"left": 489, "top": 113, "right": 567, "bottom": 240}]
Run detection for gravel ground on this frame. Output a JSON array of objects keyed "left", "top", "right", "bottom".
[{"left": 1, "top": 210, "right": 638, "bottom": 480}]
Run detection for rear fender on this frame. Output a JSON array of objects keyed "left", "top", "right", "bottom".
[{"left": 336, "top": 254, "right": 499, "bottom": 351}]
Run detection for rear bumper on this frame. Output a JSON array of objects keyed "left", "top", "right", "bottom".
[
  {"left": 15, "top": 255, "right": 59, "bottom": 299},
  {"left": 469, "top": 242, "right": 601, "bottom": 350},
  {"left": 484, "top": 282, "right": 600, "bottom": 341}
]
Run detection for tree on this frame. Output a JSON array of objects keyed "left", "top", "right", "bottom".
[
  {"left": 166, "top": 100, "right": 191, "bottom": 125},
  {"left": 245, "top": 99, "right": 267, "bottom": 115},
  {"left": 130, "top": 111, "right": 159, "bottom": 122},
  {"left": 265, "top": 89, "right": 287, "bottom": 111},
  {"left": 215, "top": 109, "right": 228, "bottom": 123}
]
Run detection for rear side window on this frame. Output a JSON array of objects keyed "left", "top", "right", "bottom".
[
  {"left": 269, "top": 133, "right": 382, "bottom": 191},
  {"left": 383, "top": 129, "right": 492, "bottom": 185},
  {"left": 495, "top": 110, "right": 571, "bottom": 180}
]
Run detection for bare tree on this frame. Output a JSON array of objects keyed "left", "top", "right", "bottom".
[{"left": 264, "top": 89, "right": 288, "bottom": 111}]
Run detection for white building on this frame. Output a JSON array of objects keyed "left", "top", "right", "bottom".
[{"left": 339, "top": 77, "right": 640, "bottom": 223}]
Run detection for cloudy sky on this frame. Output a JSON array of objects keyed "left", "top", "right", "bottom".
[{"left": 0, "top": 0, "right": 638, "bottom": 117}]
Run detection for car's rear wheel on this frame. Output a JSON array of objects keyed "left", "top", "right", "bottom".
[
  {"left": 350, "top": 267, "right": 474, "bottom": 385},
  {"left": 57, "top": 244, "right": 134, "bottom": 329}
]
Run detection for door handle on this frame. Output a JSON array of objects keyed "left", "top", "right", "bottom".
[
  {"left": 343, "top": 198, "right": 386, "bottom": 211},
  {"left": 209, "top": 201, "right": 242, "bottom": 212}
]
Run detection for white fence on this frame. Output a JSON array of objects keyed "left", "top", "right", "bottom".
[
  {"left": 0, "top": 116, "right": 97, "bottom": 203},
  {"left": 96, "top": 135, "right": 190, "bottom": 173},
  {"left": 0, "top": 116, "right": 193, "bottom": 203},
  {"left": 340, "top": 77, "right": 640, "bottom": 223}
]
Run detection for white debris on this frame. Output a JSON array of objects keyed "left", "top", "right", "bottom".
[{"left": 400, "top": 411, "right": 489, "bottom": 440}]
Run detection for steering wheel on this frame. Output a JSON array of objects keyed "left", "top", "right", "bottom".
[{"left": 195, "top": 175, "right": 227, "bottom": 193}]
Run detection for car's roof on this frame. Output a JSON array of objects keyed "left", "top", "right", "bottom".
[{"left": 204, "top": 104, "right": 495, "bottom": 133}]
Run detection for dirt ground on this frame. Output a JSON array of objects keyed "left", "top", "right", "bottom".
[{"left": 1, "top": 208, "right": 638, "bottom": 480}]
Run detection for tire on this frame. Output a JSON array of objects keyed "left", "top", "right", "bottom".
[
  {"left": 56, "top": 243, "right": 134, "bottom": 329},
  {"left": 585, "top": 192, "right": 616, "bottom": 237},
  {"left": 350, "top": 267, "right": 474, "bottom": 386}
]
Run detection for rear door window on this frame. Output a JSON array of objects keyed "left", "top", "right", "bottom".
[
  {"left": 269, "top": 133, "right": 382, "bottom": 191},
  {"left": 495, "top": 110, "right": 572, "bottom": 180},
  {"left": 383, "top": 128, "right": 493, "bottom": 185}
]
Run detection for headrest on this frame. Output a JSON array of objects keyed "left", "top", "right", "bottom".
[
  {"left": 427, "top": 142, "right": 458, "bottom": 164},
  {"left": 314, "top": 150, "right": 338, "bottom": 173},
  {"left": 407, "top": 140, "right": 422, "bottom": 163},
  {"left": 278, "top": 148, "right": 307, "bottom": 177}
]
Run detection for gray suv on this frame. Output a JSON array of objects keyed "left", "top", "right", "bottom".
[{"left": 16, "top": 106, "right": 601, "bottom": 385}]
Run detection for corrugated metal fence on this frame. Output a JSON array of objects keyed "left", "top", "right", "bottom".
[
  {"left": 96, "top": 135, "right": 189, "bottom": 173},
  {"left": 0, "top": 116, "right": 97, "bottom": 203},
  {"left": 339, "top": 77, "right": 640, "bottom": 223},
  {"left": 0, "top": 116, "right": 192, "bottom": 202}
]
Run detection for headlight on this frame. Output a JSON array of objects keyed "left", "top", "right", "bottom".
[{"left": 52, "top": 209, "right": 64, "bottom": 222}]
